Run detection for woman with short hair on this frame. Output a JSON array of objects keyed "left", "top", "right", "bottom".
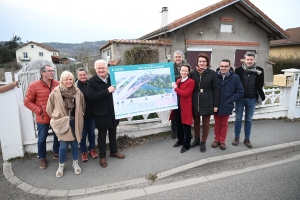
[{"left": 46, "top": 71, "right": 85, "bottom": 178}]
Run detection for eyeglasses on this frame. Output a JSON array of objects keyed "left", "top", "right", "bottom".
[
  {"left": 220, "top": 66, "right": 230, "bottom": 68},
  {"left": 44, "top": 70, "right": 55, "bottom": 73}
]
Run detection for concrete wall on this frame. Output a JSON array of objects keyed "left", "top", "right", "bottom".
[
  {"left": 16, "top": 43, "right": 58, "bottom": 66},
  {"left": 269, "top": 45, "right": 300, "bottom": 58}
]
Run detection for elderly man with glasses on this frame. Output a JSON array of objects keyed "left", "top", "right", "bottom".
[{"left": 24, "top": 64, "right": 60, "bottom": 169}]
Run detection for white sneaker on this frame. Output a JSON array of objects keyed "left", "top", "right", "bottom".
[
  {"left": 72, "top": 160, "right": 81, "bottom": 175},
  {"left": 56, "top": 163, "right": 64, "bottom": 178}
]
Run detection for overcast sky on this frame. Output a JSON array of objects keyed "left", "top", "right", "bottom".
[{"left": 0, "top": 0, "right": 299, "bottom": 43}]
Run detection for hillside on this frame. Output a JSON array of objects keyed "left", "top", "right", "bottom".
[{"left": 43, "top": 40, "right": 107, "bottom": 58}]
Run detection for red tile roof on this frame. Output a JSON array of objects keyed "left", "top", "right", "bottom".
[
  {"left": 139, "top": 0, "right": 289, "bottom": 40},
  {"left": 100, "top": 39, "right": 171, "bottom": 51},
  {"left": 14, "top": 41, "right": 59, "bottom": 52},
  {"left": 270, "top": 27, "right": 300, "bottom": 46}
]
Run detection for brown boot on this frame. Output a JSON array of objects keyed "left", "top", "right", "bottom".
[
  {"left": 244, "top": 139, "right": 253, "bottom": 148},
  {"left": 39, "top": 158, "right": 47, "bottom": 169},
  {"left": 220, "top": 143, "right": 226, "bottom": 150},
  {"left": 211, "top": 141, "right": 219, "bottom": 148},
  {"left": 100, "top": 158, "right": 107, "bottom": 168},
  {"left": 232, "top": 138, "right": 239, "bottom": 146}
]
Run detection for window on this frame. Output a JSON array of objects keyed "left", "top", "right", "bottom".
[
  {"left": 220, "top": 24, "right": 232, "bottom": 33},
  {"left": 102, "top": 49, "right": 111, "bottom": 62},
  {"left": 23, "top": 52, "right": 28, "bottom": 58},
  {"left": 31, "top": 45, "right": 34, "bottom": 48},
  {"left": 39, "top": 52, "right": 44, "bottom": 57}
]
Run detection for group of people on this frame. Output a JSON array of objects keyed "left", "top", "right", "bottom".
[
  {"left": 171, "top": 50, "right": 265, "bottom": 154},
  {"left": 24, "top": 60, "right": 125, "bottom": 178},
  {"left": 23, "top": 50, "right": 265, "bottom": 177}
]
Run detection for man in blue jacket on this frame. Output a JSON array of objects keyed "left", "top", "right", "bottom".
[{"left": 213, "top": 59, "right": 244, "bottom": 150}]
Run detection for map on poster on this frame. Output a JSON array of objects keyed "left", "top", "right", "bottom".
[{"left": 109, "top": 62, "right": 178, "bottom": 119}]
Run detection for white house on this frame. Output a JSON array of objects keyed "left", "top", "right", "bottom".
[{"left": 14, "top": 41, "right": 60, "bottom": 67}]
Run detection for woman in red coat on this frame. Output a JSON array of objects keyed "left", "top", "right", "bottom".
[{"left": 173, "top": 63, "right": 195, "bottom": 153}]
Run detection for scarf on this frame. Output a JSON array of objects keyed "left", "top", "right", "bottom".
[
  {"left": 242, "top": 63, "right": 262, "bottom": 75},
  {"left": 197, "top": 68, "right": 207, "bottom": 76},
  {"left": 60, "top": 86, "right": 76, "bottom": 111}
]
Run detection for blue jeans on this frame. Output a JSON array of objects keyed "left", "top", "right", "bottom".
[
  {"left": 37, "top": 123, "right": 60, "bottom": 159},
  {"left": 234, "top": 98, "right": 257, "bottom": 139},
  {"left": 59, "top": 119, "right": 78, "bottom": 163},
  {"left": 80, "top": 118, "right": 96, "bottom": 152}
]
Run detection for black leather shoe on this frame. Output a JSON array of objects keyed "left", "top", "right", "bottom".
[
  {"left": 173, "top": 142, "right": 183, "bottom": 147},
  {"left": 190, "top": 137, "right": 200, "bottom": 148},
  {"left": 200, "top": 142, "right": 206, "bottom": 153},
  {"left": 180, "top": 148, "right": 188, "bottom": 153}
]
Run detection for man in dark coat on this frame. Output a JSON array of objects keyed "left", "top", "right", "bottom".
[
  {"left": 170, "top": 50, "right": 185, "bottom": 139},
  {"left": 233, "top": 51, "right": 265, "bottom": 148},
  {"left": 87, "top": 59, "right": 125, "bottom": 168}
]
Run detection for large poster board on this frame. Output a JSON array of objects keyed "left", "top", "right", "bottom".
[{"left": 109, "top": 62, "right": 178, "bottom": 119}]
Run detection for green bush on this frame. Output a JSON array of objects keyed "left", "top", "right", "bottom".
[{"left": 269, "top": 55, "right": 300, "bottom": 75}]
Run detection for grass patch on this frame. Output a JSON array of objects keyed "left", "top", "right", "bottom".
[{"left": 147, "top": 173, "right": 158, "bottom": 181}]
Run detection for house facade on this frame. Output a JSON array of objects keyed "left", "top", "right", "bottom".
[
  {"left": 14, "top": 41, "right": 60, "bottom": 67},
  {"left": 269, "top": 27, "right": 300, "bottom": 58},
  {"left": 100, "top": 0, "right": 289, "bottom": 85}
]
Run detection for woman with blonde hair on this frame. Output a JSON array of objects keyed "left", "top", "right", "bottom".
[{"left": 46, "top": 71, "right": 85, "bottom": 178}]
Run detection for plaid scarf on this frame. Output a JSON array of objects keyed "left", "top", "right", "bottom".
[{"left": 242, "top": 63, "right": 262, "bottom": 75}]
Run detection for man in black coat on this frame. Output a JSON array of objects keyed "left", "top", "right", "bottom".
[
  {"left": 87, "top": 59, "right": 125, "bottom": 168},
  {"left": 233, "top": 51, "right": 265, "bottom": 148}
]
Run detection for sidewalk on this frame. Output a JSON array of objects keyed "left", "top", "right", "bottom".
[{"left": 2, "top": 119, "right": 300, "bottom": 198}]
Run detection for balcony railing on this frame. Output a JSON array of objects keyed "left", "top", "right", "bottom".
[{"left": 18, "top": 56, "right": 31, "bottom": 61}]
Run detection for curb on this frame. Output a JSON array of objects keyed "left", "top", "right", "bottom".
[
  {"left": 3, "top": 140, "right": 300, "bottom": 197},
  {"left": 156, "top": 140, "right": 300, "bottom": 180}
]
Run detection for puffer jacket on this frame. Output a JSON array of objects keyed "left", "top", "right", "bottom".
[
  {"left": 235, "top": 66, "right": 265, "bottom": 101},
  {"left": 24, "top": 79, "right": 59, "bottom": 124},
  {"left": 215, "top": 68, "right": 244, "bottom": 115}
]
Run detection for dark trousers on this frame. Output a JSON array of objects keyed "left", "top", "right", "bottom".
[
  {"left": 175, "top": 109, "right": 191, "bottom": 149},
  {"left": 97, "top": 127, "right": 118, "bottom": 158}
]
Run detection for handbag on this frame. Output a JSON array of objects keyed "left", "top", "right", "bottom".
[{"left": 50, "top": 116, "right": 70, "bottom": 135}]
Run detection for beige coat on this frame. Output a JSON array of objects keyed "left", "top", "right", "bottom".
[{"left": 46, "top": 85, "right": 85, "bottom": 143}]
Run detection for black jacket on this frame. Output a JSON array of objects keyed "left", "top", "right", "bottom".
[
  {"left": 190, "top": 68, "right": 219, "bottom": 116},
  {"left": 87, "top": 74, "right": 117, "bottom": 129},
  {"left": 235, "top": 66, "right": 265, "bottom": 101},
  {"left": 76, "top": 80, "right": 94, "bottom": 119}
]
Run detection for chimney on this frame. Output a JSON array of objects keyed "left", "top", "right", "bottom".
[{"left": 161, "top": 7, "right": 168, "bottom": 27}]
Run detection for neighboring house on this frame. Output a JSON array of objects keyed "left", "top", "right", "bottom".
[
  {"left": 100, "top": 39, "right": 171, "bottom": 65},
  {"left": 14, "top": 41, "right": 60, "bottom": 67},
  {"left": 269, "top": 27, "right": 300, "bottom": 58},
  {"left": 60, "top": 57, "right": 77, "bottom": 64},
  {"left": 101, "top": 0, "right": 289, "bottom": 85}
]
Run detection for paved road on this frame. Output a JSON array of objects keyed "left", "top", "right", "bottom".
[{"left": 79, "top": 154, "right": 300, "bottom": 200}]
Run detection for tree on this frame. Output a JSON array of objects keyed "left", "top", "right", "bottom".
[{"left": 0, "top": 35, "right": 22, "bottom": 64}]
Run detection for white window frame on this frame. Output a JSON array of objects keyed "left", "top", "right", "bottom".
[
  {"left": 39, "top": 52, "right": 44, "bottom": 57},
  {"left": 220, "top": 24, "right": 232, "bottom": 33},
  {"left": 23, "top": 52, "right": 28, "bottom": 58}
]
